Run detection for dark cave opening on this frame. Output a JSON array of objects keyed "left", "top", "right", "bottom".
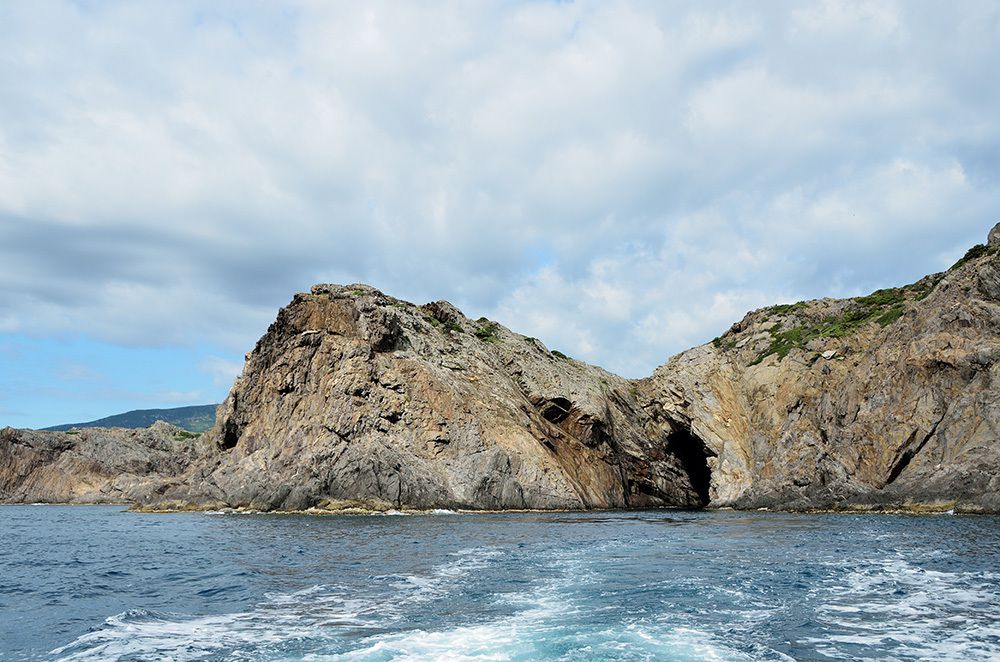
[
  {"left": 539, "top": 397, "right": 573, "bottom": 424},
  {"left": 666, "top": 427, "right": 715, "bottom": 507},
  {"left": 220, "top": 419, "right": 241, "bottom": 451}
]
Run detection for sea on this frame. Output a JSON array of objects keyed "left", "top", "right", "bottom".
[{"left": 1, "top": 506, "right": 998, "bottom": 661}]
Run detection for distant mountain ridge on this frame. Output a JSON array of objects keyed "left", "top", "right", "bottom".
[{"left": 44, "top": 404, "right": 218, "bottom": 433}]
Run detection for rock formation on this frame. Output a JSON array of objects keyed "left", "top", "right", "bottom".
[
  {"left": 647, "top": 262, "right": 1000, "bottom": 513},
  {"left": 3, "top": 225, "right": 999, "bottom": 513},
  {"left": 143, "top": 288, "right": 714, "bottom": 511},
  {"left": 0, "top": 422, "right": 202, "bottom": 504}
]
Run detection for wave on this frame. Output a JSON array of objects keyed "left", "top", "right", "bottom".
[
  {"left": 326, "top": 541, "right": 770, "bottom": 661},
  {"left": 328, "top": 586, "right": 767, "bottom": 662}
]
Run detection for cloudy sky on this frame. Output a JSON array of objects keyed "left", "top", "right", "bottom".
[{"left": 2, "top": 1, "right": 999, "bottom": 428}]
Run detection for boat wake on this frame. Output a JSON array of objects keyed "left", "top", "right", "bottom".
[
  {"left": 810, "top": 557, "right": 1000, "bottom": 660},
  {"left": 50, "top": 543, "right": 771, "bottom": 661}
]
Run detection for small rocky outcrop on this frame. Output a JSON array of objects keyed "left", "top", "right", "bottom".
[
  {"left": 989, "top": 222, "right": 1000, "bottom": 248},
  {"left": 0, "top": 422, "right": 201, "bottom": 504}
]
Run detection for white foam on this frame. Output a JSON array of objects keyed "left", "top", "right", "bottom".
[
  {"left": 51, "top": 539, "right": 996, "bottom": 662},
  {"left": 50, "top": 546, "right": 507, "bottom": 661},
  {"left": 307, "top": 541, "right": 779, "bottom": 662},
  {"left": 809, "top": 556, "right": 1000, "bottom": 660},
  {"left": 323, "top": 580, "right": 757, "bottom": 662}
]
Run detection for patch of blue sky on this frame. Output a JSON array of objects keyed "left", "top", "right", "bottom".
[
  {"left": 522, "top": 243, "right": 556, "bottom": 271},
  {"left": 0, "top": 333, "right": 237, "bottom": 429}
]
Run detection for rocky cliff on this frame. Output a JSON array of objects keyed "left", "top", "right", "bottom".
[
  {"left": 142, "top": 287, "right": 714, "bottom": 511},
  {"left": 4, "top": 226, "right": 999, "bottom": 513},
  {"left": 646, "top": 237, "right": 1000, "bottom": 513}
]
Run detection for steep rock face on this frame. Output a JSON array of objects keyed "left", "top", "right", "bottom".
[
  {"left": 648, "top": 231, "right": 1000, "bottom": 512},
  {"left": 0, "top": 422, "right": 201, "bottom": 504},
  {"left": 146, "top": 285, "right": 712, "bottom": 511}
]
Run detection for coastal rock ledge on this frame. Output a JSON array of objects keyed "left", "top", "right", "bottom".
[{"left": 4, "top": 225, "right": 1000, "bottom": 513}]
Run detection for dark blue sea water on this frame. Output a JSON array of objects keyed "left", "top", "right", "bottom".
[{"left": 1, "top": 507, "right": 998, "bottom": 661}]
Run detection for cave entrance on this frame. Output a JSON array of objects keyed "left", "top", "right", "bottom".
[
  {"left": 220, "top": 419, "right": 241, "bottom": 451},
  {"left": 539, "top": 397, "right": 573, "bottom": 424},
  {"left": 666, "top": 426, "right": 715, "bottom": 507}
]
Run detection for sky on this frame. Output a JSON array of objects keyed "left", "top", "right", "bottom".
[{"left": 2, "top": 1, "right": 999, "bottom": 428}]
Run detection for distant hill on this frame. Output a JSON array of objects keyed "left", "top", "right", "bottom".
[{"left": 44, "top": 404, "right": 219, "bottom": 433}]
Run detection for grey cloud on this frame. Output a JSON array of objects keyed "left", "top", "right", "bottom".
[{"left": 1, "top": 1, "right": 999, "bottom": 375}]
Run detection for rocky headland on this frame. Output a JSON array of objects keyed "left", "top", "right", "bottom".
[{"left": 4, "top": 226, "right": 999, "bottom": 513}]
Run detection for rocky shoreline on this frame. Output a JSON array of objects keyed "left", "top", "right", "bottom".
[
  {"left": 4, "top": 501, "right": 985, "bottom": 516},
  {"left": 4, "top": 225, "right": 999, "bottom": 514}
]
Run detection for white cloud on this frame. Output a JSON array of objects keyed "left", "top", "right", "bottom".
[
  {"left": 1, "top": 1, "right": 999, "bottom": 378},
  {"left": 199, "top": 356, "right": 245, "bottom": 387},
  {"left": 151, "top": 390, "right": 205, "bottom": 405}
]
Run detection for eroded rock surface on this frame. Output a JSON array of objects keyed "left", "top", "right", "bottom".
[
  {"left": 146, "top": 284, "right": 712, "bottom": 511},
  {"left": 0, "top": 422, "right": 201, "bottom": 504},
  {"left": 647, "top": 227, "right": 1000, "bottom": 513}
]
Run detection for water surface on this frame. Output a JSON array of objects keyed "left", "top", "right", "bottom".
[{"left": 1, "top": 506, "right": 998, "bottom": 660}]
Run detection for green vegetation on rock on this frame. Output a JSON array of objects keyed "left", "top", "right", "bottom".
[
  {"left": 712, "top": 336, "right": 737, "bottom": 350},
  {"left": 423, "top": 312, "right": 463, "bottom": 335},
  {"left": 747, "top": 286, "right": 922, "bottom": 366},
  {"left": 876, "top": 305, "right": 906, "bottom": 327},
  {"left": 767, "top": 302, "right": 808, "bottom": 316},
  {"left": 473, "top": 318, "right": 500, "bottom": 343},
  {"left": 951, "top": 244, "right": 999, "bottom": 271},
  {"left": 909, "top": 274, "right": 944, "bottom": 301},
  {"left": 749, "top": 325, "right": 813, "bottom": 365}
]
